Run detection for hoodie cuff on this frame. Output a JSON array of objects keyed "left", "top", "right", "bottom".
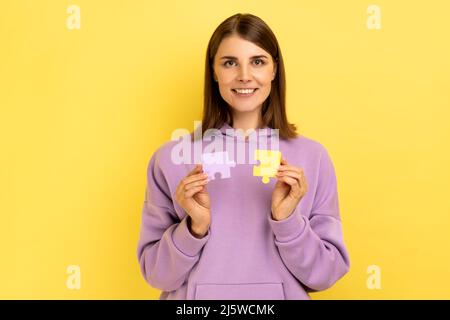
[
  {"left": 268, "top": 207, "right": 307, "bottom": 243},
  {"left": 171, "top": 215, "right": 210, "bottom": 257}
]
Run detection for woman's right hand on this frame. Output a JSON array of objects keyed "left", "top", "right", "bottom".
[{"left": 175, "top": 164, "right": 211, "bottom": 237}]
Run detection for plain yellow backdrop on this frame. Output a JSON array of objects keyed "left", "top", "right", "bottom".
[{"left": 1, "top": 0, "right": 449, "bottom": 299}]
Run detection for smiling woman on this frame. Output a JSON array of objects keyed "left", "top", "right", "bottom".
[
  {"left": 202, "top": 13, "right": 297, "bottom": 138},
  {"left": 137, "top": 13, "right": 350, "bottom": 300},
  {"left": 215, "top": 41, "right": 274, "bottom": 108}
]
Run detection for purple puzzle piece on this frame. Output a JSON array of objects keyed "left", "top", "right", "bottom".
[{"left": 201, "top": 152, "right": 236, "bottom": 180}]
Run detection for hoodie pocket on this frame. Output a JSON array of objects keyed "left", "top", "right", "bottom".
[{"left": 194, "top": 282, "right": 285, "bottom": 300}]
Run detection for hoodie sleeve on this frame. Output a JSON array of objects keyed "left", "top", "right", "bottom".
[
  {"left": 268, "top": 147, "right": 350, "bottom": 291},
  {"left": 136, "top": 148, "right": 210, "bottom": 292}
]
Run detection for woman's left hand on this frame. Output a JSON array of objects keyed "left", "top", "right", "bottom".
[{"left": 271, "top": 158, "right": 309, "bottom": 221}]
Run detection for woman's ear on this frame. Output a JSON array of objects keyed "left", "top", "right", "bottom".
[{"left": 272, "top": 61, "right": 277, "bottom": 80}]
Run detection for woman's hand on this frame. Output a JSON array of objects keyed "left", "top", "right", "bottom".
[
  {"left": 271, "top": 158, "right": 309, "bottom": 221},
  {"left": 175, "top": 164, "right": 211, "bottom": 237}
]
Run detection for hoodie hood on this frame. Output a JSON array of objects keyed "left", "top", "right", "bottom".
[{"left": 218, "top": 122, "right": 278, "bottom": 138}]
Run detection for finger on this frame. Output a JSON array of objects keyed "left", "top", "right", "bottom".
[
  {"left": 280, "top": 158, "right": 288, "bottom": 165},
  {"left": 177, "top": 169, "right": 205, "bottom": 195},
  {"left": 177, "top": 166, "right": 204, "bottom": 196},
  {"left": 278, "top": 176, "right": 297, "bottom": 187},
  {"left": 284, "top": 170, "right": 307, "bottom": 194},
  {"left": 278, "top": 164, "right": 303, "bottom": 175},
  {"left": 276, "top": 170, "right": 301, "bottom": 181},
  {"left": 183, "top": 172, "right": 208, "bottom": 186},
  {"left": 188, "top": 164, "right": 203, "bottom": 176},
  {"left": 278, "top": 170, "right": 308, "bottom": 191},
  {"left": 276, "top": 170, "right": 303, "bottom": 191},
  {"left": 278, "top": 164, "right": 302, "bottom": 173},
  {"left": 185, "top": 186, "right": 203, "bottom": 198},
  {"left": 279, "top": 176, "right": 303, "bottom": 195},
  {"left": 185, "top": 178, "right": 209, "bottom": 191}
]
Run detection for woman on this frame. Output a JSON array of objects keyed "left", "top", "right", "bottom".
[{"left": 137, "top": 13, "right": 350, "bottom": 300}]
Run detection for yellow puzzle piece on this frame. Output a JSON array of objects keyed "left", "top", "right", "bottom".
[{"left": 253, "top": 149, "right": 282, "bottom": 184}]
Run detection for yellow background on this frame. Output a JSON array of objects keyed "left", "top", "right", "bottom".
[{"left": 1, "top": 0, "right": 449, "bottom": 299}]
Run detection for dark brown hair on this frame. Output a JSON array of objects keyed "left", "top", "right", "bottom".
[{"left": 200, "top": 13, "right": 298, "bottom": 139}]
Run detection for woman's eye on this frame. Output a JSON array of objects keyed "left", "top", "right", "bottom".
[
  {"left": 223, "top": 59, "right": 265, "bottom": 67},
  {"left": 224, "top": 60, "right": 236, "bottom": 67}
]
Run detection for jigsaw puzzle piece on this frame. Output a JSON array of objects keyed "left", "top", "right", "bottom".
[
  {"left": 253, "top": 150, "right": 282, "bottom": 184},
  {"left": 201, "top": 151, "right": 236, "bottom": 180}
]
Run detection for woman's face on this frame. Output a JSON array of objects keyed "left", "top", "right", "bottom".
[{"left": 213, "top": 35, "right": 277, "bottom": 116}]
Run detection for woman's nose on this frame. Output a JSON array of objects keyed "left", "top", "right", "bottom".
[{"left": 237, "top": 65, "right": 252, "bottom": 81}]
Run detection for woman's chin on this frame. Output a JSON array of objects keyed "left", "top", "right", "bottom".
[{"left": 229, "top": 103, "right": 263, "bottom": 114}]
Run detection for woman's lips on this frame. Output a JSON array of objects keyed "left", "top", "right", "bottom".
[{"left": 232, "top": 88, "right": 258, "bottom": 97}]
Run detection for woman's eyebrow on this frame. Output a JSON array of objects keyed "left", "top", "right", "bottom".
[{"left": 219, "top": 55, "right": 268, "bottom": 60}]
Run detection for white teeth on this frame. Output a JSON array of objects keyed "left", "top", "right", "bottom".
[{"left": 234, "top": 88, "right": 256, "bottom": 94}]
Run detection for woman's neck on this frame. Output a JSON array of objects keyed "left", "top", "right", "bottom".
[{"left": 231, "top": 109, "right": 263, "bottom": 133}]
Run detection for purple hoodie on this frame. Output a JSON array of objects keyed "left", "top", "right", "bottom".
[{"left": 137, "top": 123, "right": 350, "bottom": 300}]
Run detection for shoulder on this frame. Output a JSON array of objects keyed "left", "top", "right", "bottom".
[
  {"left": 147, "top": 139, "right": 181, "bottom": 171},
  {"left": 147, "top": 131, "right": 197, "bottom": 174},
  {"left": 283, "top": 133, "right": 329, "bottom": 157},
  {"left": 154, "top": 139, "right": 181, "bottom": 159},
  {"left": 280, "top": 133, "right": 337, "bottom": 179}
]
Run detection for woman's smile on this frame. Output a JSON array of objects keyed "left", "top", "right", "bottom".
[{"left": 232, "top": 88, "right": 259, "bottom": 97}]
